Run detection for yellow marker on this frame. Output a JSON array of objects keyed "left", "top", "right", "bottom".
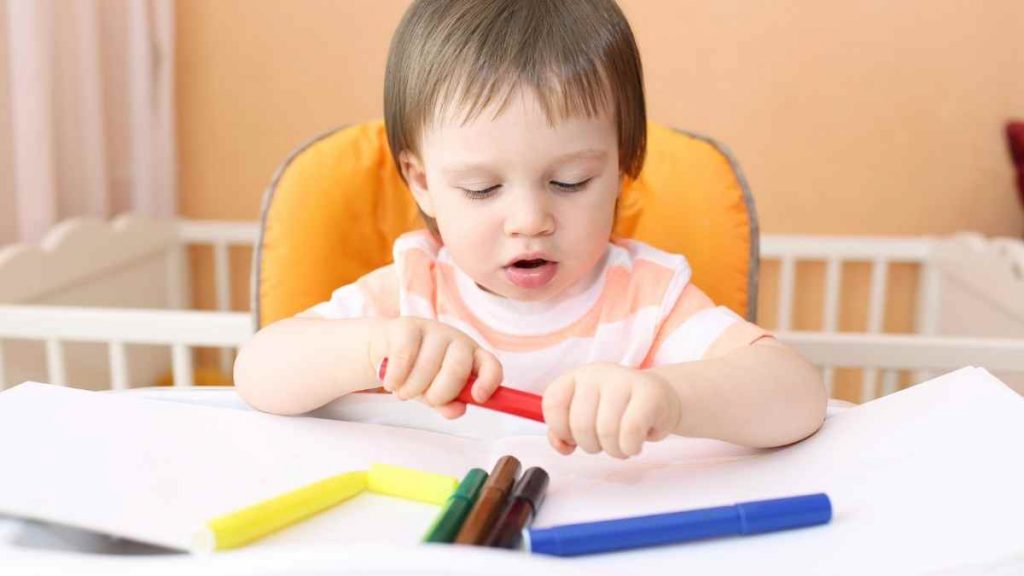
[
  {"left": 367, "top": 463, "right": 458, "bottom": 505},
  {"left": 194, "top": 471, "right": 367, "bottom": 552}
]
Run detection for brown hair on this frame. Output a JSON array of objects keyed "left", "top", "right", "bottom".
[{"left": 384, "top": 0, "right": 646, "bottom": 233}]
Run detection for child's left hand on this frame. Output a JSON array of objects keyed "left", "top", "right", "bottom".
[{"left": 542, "top": 364, "right": 681, "bottom": 459}]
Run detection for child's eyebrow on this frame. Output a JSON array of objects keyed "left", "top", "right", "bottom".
[
  {"left": 442, "top": 149, "right": 609, "bottom": 179},
  {"left": 549, "top": 148, "right": 609, "bottom": 164},
  {"left": 441, "top": 164, "right": 498, "bottom": 180}
]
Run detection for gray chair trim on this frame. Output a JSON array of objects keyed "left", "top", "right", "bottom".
[
  {"left": 251, "top": 125, "right": 760, "bottom": 329},
  {"left": 672, "top": 129, "right": 760, "bottom": 322}
]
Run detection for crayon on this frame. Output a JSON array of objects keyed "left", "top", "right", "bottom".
[
  {"left": 454, "top": 455, "right": 522, "bottom": 544},
  {"left": 423, "top": 468, "right": 489, "bottom": 543},
  {"left": 196, "top": 471, "right": 367, "bottom": 552},
  {"left": 485, "top": 467, "right": 549, "bottom": 549},
  {"left": 527, "top": 493, "right": 833, "bottom": 557},
  {"left": 378, "top": 358, "right": 545, "bottom": 422},
  {"left": 367, "top": 463, "right": 459, "bottom": 505}
]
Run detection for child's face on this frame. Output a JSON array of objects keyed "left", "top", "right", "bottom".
[{"left": 402, "top": 90, "right": 620, "bottom": 301}]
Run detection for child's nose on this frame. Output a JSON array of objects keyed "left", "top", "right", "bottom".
[{"left": 503, "top": 189, "right": 555, "bottom": 237}]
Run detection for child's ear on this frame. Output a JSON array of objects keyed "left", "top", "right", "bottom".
[{"left": 399, "top": 151, "right": 435, "bottom": 217}]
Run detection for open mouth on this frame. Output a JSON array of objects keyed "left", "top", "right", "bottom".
[
  {"left": 504, "top": 258, "right": 558, "bottom": 289},
  {"left": 511, "top": 258, "right": 550, "bottom": 269}
]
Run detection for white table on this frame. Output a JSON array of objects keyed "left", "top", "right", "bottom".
[
  {"left": 0, "top": 386, "right": 848, "bottom": 574},
  {"left": 2, "top": 376, "right": 1022, "bottom": 576}
]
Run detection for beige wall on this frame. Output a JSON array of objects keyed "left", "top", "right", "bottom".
[{"left": 177, "top": 0, "right": 1024, "bottom": 234}]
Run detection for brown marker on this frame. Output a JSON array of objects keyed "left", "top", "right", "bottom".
[{"left": 454, "top": 455, "right": 522, "bottom": 545}]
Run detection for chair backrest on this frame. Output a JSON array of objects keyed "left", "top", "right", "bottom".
[{"left": 253, "top": 121, "right": 759, "bottom": 329}]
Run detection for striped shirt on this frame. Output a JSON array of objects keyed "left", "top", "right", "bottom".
[{"left": 307, "top": 231, "right": 769, "bottom": 394}]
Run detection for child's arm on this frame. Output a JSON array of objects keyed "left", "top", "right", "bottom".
[
  {"left": 234, "top": 317, "right": 382, "bottom": 415},
  {"left": 542, "top": 338, "right": 826, "bottom": 458},
  {"left": 649, "top": 338, "right": 827, "bottom": 447},
  {"left": 234, "top": 316, "right": 503, "bottom": 416}
]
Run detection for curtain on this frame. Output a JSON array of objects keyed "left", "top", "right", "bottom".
[{"left": 0, "top": 0, "right": 175, "bottom": 244}]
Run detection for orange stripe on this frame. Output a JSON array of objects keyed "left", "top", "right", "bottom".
[
  {"left": 432, "top": 259, "right": 676, "bottom": 352},
  {"left": 640, "top": 284, "right": 715, "bottom": 367},
  {"left": 401, "top": 248, "right": 437, "bottom": 305}
]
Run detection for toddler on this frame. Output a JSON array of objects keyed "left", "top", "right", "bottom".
[{"left": 235, "top": 0, "right": 826, "bottom": 458}]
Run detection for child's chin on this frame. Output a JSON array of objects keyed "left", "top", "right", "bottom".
[
  {"left": 507, "top": 281, "right": 567, "bottom": 302},
  {"left": 479, "top": 277, "right": 564, "bottom": 302}
]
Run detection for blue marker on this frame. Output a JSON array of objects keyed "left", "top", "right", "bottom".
[{"left": 527, "top": 493, "right": 831, "bottom": 557}]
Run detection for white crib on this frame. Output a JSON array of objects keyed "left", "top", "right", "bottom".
[{"left": 1, "top": 214, "right": 1022, "bottom": 402}]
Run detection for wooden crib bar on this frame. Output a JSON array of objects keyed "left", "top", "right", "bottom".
[
  {"left": 761, "top": 235, "right": 936, "bottom": 399},
  {"left": 0, "top": 305, "right": 252, "bottom": 390},
  {"left": 2, "top": 218, "right": 1022, "bottom": 402}
]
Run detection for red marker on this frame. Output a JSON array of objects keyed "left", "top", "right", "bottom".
[{"left": 377, "top": 357, "right": 544, "bottom": 422}]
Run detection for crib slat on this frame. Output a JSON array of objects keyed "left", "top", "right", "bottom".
[
  {"left": 860, "top": 368, "right": 878, "bottom": 402},
  {"left": 819, "top": 257, "right": 842, "bottom": 400},
  {"left": 218, "top": 349, "right": 235, "bottom": 381},
  {"left": 867, "top": 259, "right": 888, "bottom": 333},
  {"left": 915, "top": 261, "right": 940, "bottom": 337},
  {"left": 46, "top": 339, "right": 68, "bottom": 387},
  {"left": 912, "top": 260, "right": 941, "bottom": 386},
  {"left": 166, "top": 243, "right": 190, "bottom": 310},
  {"left": 108, "top": 341, "right": 129, "bottom": 390},
  {"left": 777, "top": 257, "right": 796, "bottom": 331},
  {"left": 860, "top": 259, "right": 889, "bottom": 402},
  {"left": 213, "top": 242, "right": 231, "bottom": 312},
  {"left": 213, "top": 242, "right": 235, "bottom": 378},
  {"left": 881, "top": 369, "right": 900, "bottom": 396},
  {"left": 823, "top": 257, "right": 841, "bottom": 332},
  {"left": 0, "top": 340, "right": 7, "bottom": 390},
  {"left": 172, "top": 344, "right": 194, "bottom": 388}
]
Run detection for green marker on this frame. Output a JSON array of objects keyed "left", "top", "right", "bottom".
[{"left": 423, "top": 468, "right": 489, "bottom": 543}]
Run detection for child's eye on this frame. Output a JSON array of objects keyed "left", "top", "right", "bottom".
[
  {"left": 550, "top": 178, "right": 593, "bottom": 192},
  {"left": 461, "top": 185, "right": 500, "bottom": 200}
]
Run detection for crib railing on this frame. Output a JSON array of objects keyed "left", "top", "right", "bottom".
[
  {"left": 1, "top": 217, "right": 1021, "bottom": 401},
  {"left": 0, "top": 305, "right": 250, "bottom": 389},
  {"left": 174, "top": 219, "right": 260, "bottom": 313},
  {"left": 4, "top": 303, "right": 1022, "bottom": 396},
  {"left": 760, "top": 235, "right": 940, "bottom": 398},
  {"left": 173, "top": 220, "right": 260, "bottom": 375},
  {"left": 779, "top": 331, "right": 1024, "bottom": 399}
]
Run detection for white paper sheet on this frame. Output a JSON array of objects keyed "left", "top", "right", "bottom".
[{"left": 1, "top": 367, "right": 1022, "bottom": 575}]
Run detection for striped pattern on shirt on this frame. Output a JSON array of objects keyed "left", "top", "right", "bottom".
[{"left": 307, "top": 231, "right": 769, "bottom": 394}]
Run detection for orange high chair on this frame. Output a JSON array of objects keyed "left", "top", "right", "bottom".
[{"left": 252, "top": 121, "right": 759, "bottom": 330}]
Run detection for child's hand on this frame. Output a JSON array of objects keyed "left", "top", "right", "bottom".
[
  {"left": 370, "top": 317, "right": 503, "bottom": 419},
  {"left": 542, "top": 364, "right": 681, "bottom": 459}
]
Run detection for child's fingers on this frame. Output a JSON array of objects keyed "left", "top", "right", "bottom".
[
  {"left": 568, "top": 382, "right": 601, "bottom": 454},
  {"left": 434, "top": 401, "right": 467, "bottom": 420},
  {"left": 423, "top": 341, "right": 474, "bottom": 406},
  {"left": 595, "top": 383, "right": 632, "bottom": 459},
  {"left": 542, "top": 375, "right": 576, "bottom": 449},
  {"left": 619, "top": 385, "right": 662, "bottom": 456},
  {"left": 470, "top": 348, "right": 503, "bottom": 403},
  {"left": 547, "top": 430, "right": 576, "bottom": 455},
  {"left": 382, "top": 321, "right": 423, "bottom": 393},
  {"left": 395, "top": 333, "right": 446, "bottom": 400}
]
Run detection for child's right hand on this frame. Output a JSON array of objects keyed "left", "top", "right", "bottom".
[{"left": 369, "top": 317, "right": 503, "bottom": 419}]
